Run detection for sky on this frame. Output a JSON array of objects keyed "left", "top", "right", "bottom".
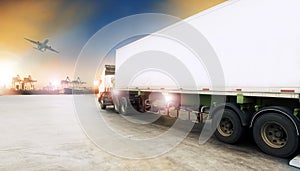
[{"left": 0, "top": 0, "right": 225, "bottom": 88}]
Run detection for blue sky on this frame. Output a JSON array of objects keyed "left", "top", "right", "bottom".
[{"left": 0, "top": 0, "right": 225, "bottom": 88}]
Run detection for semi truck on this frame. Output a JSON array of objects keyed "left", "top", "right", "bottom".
[{"left": 98, "top": 0, "right": 300, "bottom": 158}]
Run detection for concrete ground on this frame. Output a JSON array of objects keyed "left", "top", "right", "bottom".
[{"left": 0, "top": 95, "right": 298, "bottom": 171}]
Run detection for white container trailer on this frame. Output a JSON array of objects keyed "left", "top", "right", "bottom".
[{"left": 99, "top": 0, "right": 300, "bottom": 158}]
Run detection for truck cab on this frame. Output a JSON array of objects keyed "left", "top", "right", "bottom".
[{"left": 97, "top": 65, "right": 115, "bottom": 109}]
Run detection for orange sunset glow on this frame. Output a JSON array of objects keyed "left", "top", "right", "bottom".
[
  {"left": 168, "top": 0, "right": 226, "bottom": 18},
  {"left": 0, "top": 1, "right": 94, "bottom": 52},
  {"left": 0, "top": 0, "right": 95, "bottom": 88},
  {"left": 0, "top": 0, "right": 226, "bottom": 89}
]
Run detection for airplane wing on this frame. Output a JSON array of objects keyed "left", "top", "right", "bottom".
[
  {"left": 24, "top": 38, "right": 38, "bottom": 44},
  {"left": 47, "top": 46, "right": 59, "bottom": 53}
]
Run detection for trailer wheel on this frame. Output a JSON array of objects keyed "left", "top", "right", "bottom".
[
  {"left": 120, "top": 97, "right": 129, "bottom": 115},
  {"left": 214, "top": 109, "right": 244, "bottom": 144},
  {"left": 113, "top": 97, "right": 120, "bottom": 113},
  {"left": 253, "top": 113, "right": 299, "bottom": 157},
  {"left": 144, "top": 99, "right": 151, "bottom": 112}
]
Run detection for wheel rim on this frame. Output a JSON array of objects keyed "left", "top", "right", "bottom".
[
  {"left": 261, "top": 122, "right": 288, "bottom": 149},
  {"left": 144, "top": 99, "right": 151, "bottom": 111},
  {"left": 217, "top": 117, "right": 234, "bottom": 137}
]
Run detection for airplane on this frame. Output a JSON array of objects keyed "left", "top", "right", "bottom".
[{"left": 24, "top": 38, "right": 59, "bottom": 53}]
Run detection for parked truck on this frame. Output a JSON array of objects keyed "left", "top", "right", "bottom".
[
  {"left": 98, "top": 65, "right": 115, "bottom": 110},
  {"left": 98, "top": 0, "right": 300, "bottom": 158}
]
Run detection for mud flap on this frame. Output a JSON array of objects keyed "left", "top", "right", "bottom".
[{"left": 289, "top": 155, "right": 300, "bottom": 168}]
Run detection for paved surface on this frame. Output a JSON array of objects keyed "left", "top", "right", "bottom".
[{"left": 0, "top": 95, "right": 298, "bottom": 170}]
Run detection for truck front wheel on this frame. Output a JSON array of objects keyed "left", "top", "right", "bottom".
[
  {"left": 253, "top": 113, "right": 299, "bottom": 157},
  {"left": 214, "top": 109, "right": 244, "bottom": 144},
  {"left": 100, "top": 100, "right": 106, "bottom": 110}
]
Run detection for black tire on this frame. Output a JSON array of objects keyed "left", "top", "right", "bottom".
[
  {"left": 119, "top": 97, "right": 129, "bottom": 115},
  {"left": 113, "top": 96, "right": 120, "bottom": 113},
  {"left": 100, "top": 100, "right": 106, "bottom": 110},
  {"left": 114, "top": 102, "right": 120, "bottom": 113},
  {"left": 253, "top": 113, "right": 299, "bottom": 158},
  {"left": 214, "top": 109, "right": 244, "bottom": 144},
  {"left": 114, "top": 103, "right": 119, "bottom": 113}
]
